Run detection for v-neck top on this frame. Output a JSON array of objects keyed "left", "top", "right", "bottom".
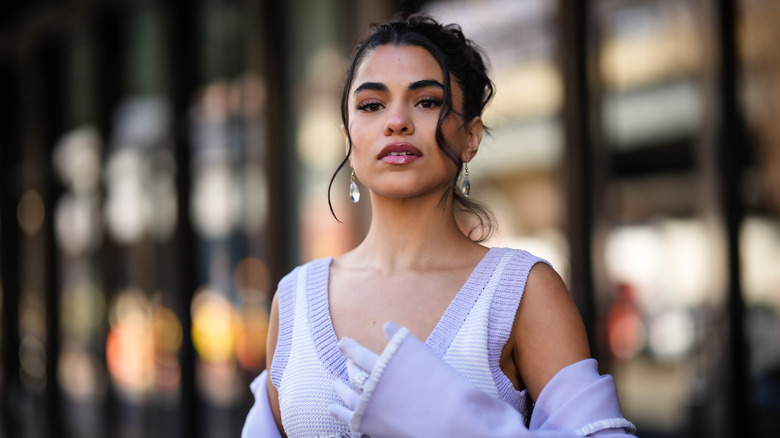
[{"left": 269, "top": 247, "right": 549, "bottom": 438}]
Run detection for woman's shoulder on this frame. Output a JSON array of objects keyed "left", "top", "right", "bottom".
[
  {"left": 281, "top": 256, "right": 333, "bottom": 277},
  {"left": 506, "top": 246, "right": 550, "bottom": 262},
  {"left": 499, "top": 248, "right": 566, "bottom": 300},
  {"left": 276, "top": 256, "right": 334, "bottom": 294},
  {"left": 487, "top": 246, "right": 553, "bottom": 276}
]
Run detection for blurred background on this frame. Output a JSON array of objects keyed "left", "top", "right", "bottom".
[{"left": 1, "top": 0, "right": 779, "bottom": 437}]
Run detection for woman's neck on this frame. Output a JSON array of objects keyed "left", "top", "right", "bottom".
[{"left": 345, "top": 192, "right": 483, "bottom": 273}]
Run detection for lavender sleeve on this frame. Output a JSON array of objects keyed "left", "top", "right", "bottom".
[
  {"left": 241, "top": 370, "right": 283, "bottom": 438},
  {"left": 530, "top": 359, "right": 636, "bottom": 435},
  {"left": 351, "top": 331, "right": 636, "bottom": 438}
]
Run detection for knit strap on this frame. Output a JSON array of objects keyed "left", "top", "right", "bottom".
[
  {"left": 425, "top": 247, "right": 507, "bottom": 357},
  {"left": 306, "top": 258, "right": 349, "bottom": 381},
  {"left": 269, "top": 264, "right": 305, "bottom": 389}
]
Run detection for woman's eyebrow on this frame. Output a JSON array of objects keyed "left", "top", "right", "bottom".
[
  {"left": 353, "top": 82, "right": 388, "bottom": 95},
  {"left": 408, "top": 79, "right": 444, "bottom": 91},
  {"left": 353, "top": 79, "right": 444, "bottom": 96}
]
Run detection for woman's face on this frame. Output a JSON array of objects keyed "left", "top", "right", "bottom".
[{"left": 345, "top": 44, "right": 482, "bottom": 202}]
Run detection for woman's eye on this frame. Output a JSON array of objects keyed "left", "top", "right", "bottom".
[
  {"left": 357, "top": 102, "right": 383, "bottom": 112},
  {"left": 417, "top": 98, "right": 442, "bottom": 109}
]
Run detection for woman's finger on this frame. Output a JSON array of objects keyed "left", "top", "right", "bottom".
[
  {"left": 332, "top": 378, "right": 361, "bottom": 409},
  {"left": 338, "top": 338, "right": 378, "bottom": 371},
  {"left": 328, "top": 403, "right": 354, "bottom": 425},
  {"left": 383, "top": 321, "right": 400, "bottom": 339}
]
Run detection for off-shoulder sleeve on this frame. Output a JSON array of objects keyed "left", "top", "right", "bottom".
[
  {"left": 529, "top": 358, "right": 636, "bottom": 435},
  {"left": 241, "top": 370, "right": 283, "bottom": 438},
  {"left": 347, "top": 331, "right": 635, "bottom": 437}
]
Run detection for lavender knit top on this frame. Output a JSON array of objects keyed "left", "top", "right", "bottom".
[{"left": 269, "top": 247, "right": 550, "bottom": 437}]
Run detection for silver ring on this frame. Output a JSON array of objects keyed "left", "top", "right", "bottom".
[{"left": 350, "top": 369, "right": 370, "bottom": 392}]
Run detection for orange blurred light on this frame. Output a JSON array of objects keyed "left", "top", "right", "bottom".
[
  {"left": 105, "top": 320, "right": 154, "bottom": 393},
  {"left": 105, "top": 289, "right": 154, "bottom": 399},
  {"left": 607, "top": 285, "right": 646, "bottom": 361},
  {"left": 236, "top": 306, "right": 269, "bottom": 372}
]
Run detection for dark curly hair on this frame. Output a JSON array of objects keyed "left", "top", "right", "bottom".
[{"left": 329, "top": 14, "right": 496, "bottom": 242}]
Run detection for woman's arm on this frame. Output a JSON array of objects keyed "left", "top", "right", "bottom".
[
  {"left": 266, "top": 292, "right": 284, "bottom": 434},
  {"left": 512, "top": 262, "right": 591, "bottom": 401},
  {"left": 241, "top": 292, "right": 285, "bottom": 438}
]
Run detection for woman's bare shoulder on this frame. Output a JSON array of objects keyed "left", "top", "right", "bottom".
[{"left": 511, "top": 262, "right": 591, "bottom": 401}]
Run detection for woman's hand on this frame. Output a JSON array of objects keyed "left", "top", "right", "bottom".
[{"left": 329, "top": 322, "right": 401, "bottom": 425}]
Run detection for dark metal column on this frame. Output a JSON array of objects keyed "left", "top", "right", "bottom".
[
  {"left": 715, "top": 0, "right": 750, "bottom": 435},
  {"left": 559, "top": 0, "right": 598, "bottom": 354},
  {"left": 261, "top": 0, "right": 286, "bottom": 284},
  {"left": 166, "top": 0, "right": 201, "bottom": 436},
  {"left": 41, "top": 41, "right": 65, "bottom": 438},
  {"left": 0, "top": 61, "right": 23, "bottom": 438}
]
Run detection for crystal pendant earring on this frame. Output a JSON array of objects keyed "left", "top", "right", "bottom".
[
  {"left": 461, "top": 163, "right": 471, "bottom": 197},
  {"left": 349, "top": 170, "right": 360, "bottom": 203}
]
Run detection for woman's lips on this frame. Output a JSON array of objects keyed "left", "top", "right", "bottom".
[{"left": 378, "top": 143, "right": 422, "bottom": 164}]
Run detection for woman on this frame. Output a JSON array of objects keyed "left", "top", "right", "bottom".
[{"left": 243, "top": 14, "right": 635, "bottom": 438}]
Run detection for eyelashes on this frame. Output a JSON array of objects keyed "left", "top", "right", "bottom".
[
  {"left": 356, "top": 101, "right": 383, "bottom": 112},
  {"left": 416, "top": 98, "right": 442, "bottom": 109},
  {"left": 355, "top": 97, "right": 443, "bottom": 112}
]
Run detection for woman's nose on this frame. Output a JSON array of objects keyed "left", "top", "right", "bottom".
[{"left": 383, "top": 106, "right": 414, "bottom": 136}]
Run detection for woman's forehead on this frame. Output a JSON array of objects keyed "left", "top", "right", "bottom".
[{"left": 353, "top": 44, "right": 444, "bottom": 86}]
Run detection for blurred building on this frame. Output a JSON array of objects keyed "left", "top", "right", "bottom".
[{"left": 1, "top": 0, "right": 779, "bottom": 437}]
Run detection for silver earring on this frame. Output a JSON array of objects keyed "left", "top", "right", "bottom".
[
  {"left": 349, "top": 170, "right": 360, "bottom": 203},
  {"left": 461, "top": 163, "right": 470, "bottom": 197}
]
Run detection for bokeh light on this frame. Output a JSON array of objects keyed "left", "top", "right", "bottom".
[
  {"left": 104, "top": 148, "right": 146, "bottom": 245},
  {"left": 52, "top": 125, "right": 102, "bottom": 194},
  {"left": 233, "top": 257, "right": 271, "bottom": 302},
  {"left": 191, "top": 162, "right": 240, "bottom": 240},
  {"left": 106, "top": 289, "right": 155, "bottom": 400},
  {"left": 151, "top": 305, "right": 183, "bottom": 394},
  {"left": 55, "top": 193, "right": 102, "bottom": 256},
  {"left": 58, "top": 346, "right": 108, "bottom": 401},
  {"left": 60, "top": 279, "right": 105, "bottom": 343},
  {"left": 144, "top": 149, "right": 178, "bottom": 242},
  {"left": 190, "top": 287, "right": 240, "bottom": 363},
  {"left": 19, "top": 335, "right": 47, "bottom": 392},
  {"left": 17, "top": 190, "right": 45, "bottom": 237},
  {"left": 607, "top": 284, "right": 646, "bottom": 361},
  {"left": 105, "top": 289, "right": 183, "bottom": 402}
]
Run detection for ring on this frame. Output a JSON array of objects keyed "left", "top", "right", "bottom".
[{"left": 350, "top": 369, "right": 370, "bottom": 392}]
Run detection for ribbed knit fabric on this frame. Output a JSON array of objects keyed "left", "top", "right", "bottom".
[{"left": 269, "top": 247, "right": 549, "bottom": 437}]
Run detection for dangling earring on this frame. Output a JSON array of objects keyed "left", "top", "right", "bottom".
[
  {"left": 349, "top": 169, "right": 360, "bottom": 203},
  {"left": 461, "top": 163, "right": 471, "bottom": 197}
]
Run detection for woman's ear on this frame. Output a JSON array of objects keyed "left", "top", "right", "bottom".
[{"left": 461, "top": 117, "right": 483, "bottom": 162}]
